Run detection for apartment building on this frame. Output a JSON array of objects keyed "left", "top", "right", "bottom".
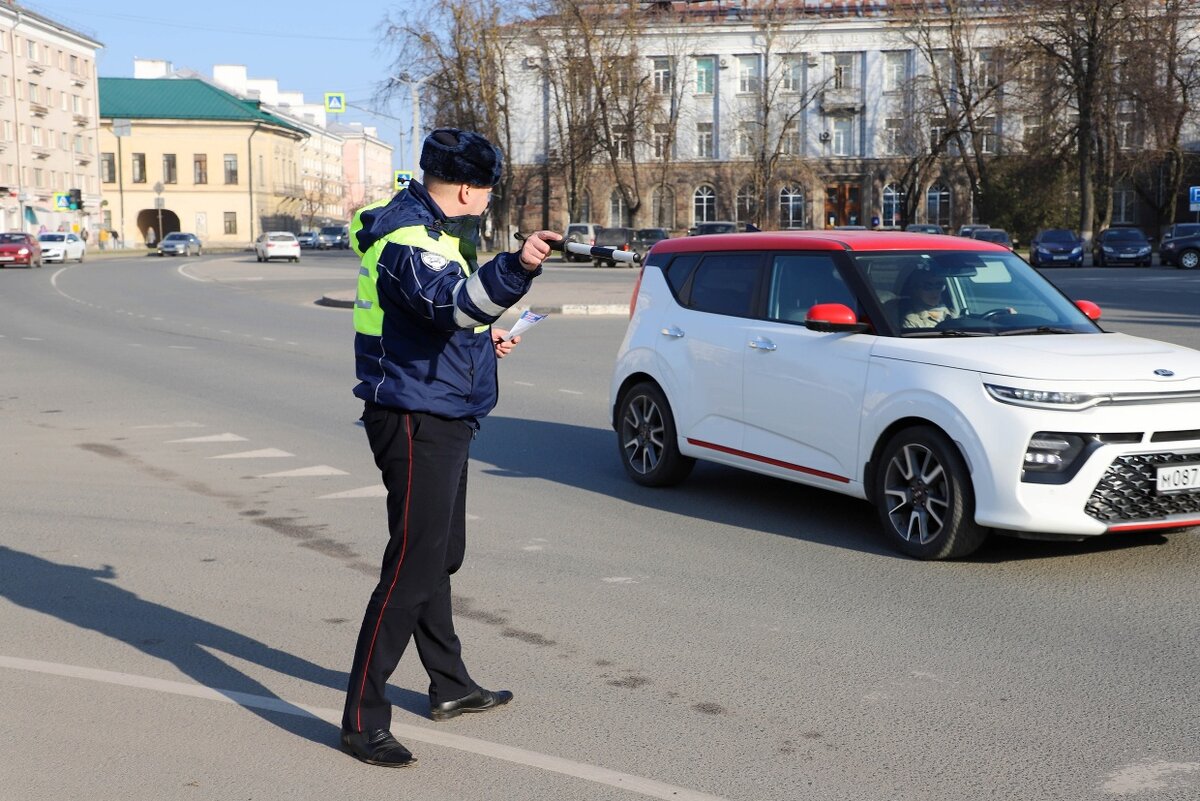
[{"left": 0, "top": 4, "right": 101, "bottom": 234}]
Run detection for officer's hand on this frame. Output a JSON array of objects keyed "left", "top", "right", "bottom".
[
  {"left": 518, "top": 230, "right": 562, "bottom": 272},
  {"left": 492, "top": 329, "right": 519, "bottom": 358}
]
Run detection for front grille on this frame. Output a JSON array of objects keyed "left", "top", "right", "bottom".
[{"left": 1085, "top": 452, "right": 1200, "bottom": 522}]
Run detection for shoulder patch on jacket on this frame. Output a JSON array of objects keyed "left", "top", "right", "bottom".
[{"left": 421, "top": 252, "right": 449, "bottom": 271}]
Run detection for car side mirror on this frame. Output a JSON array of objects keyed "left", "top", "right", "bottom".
[
  {"left": 1075, "top": 300, "right": 1102, "bottom": 321},
  {"left": 805, "top": 303, "right": 870, "bottom": 333}
]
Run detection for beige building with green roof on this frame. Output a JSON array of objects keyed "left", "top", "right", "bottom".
[{"left": 98, "top": 76, "right": 308, "bottom": 249}]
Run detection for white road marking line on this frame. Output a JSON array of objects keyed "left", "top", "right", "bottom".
[
  {"left": 209, "top": 448, "right": 294, "bottom": 460},
  {"left": 558, "top": 389, "right": 583, "bottom": 395},
  {"left": 0, "top": 654, "right": 729, "bottom": 801},
  {"left": 20, "top": 337, "right": 43, "bottom": 341},
  {"left": 127, "top": 343, "right": 145, "bottom": 347},
  {"left": 168, "top": 345, "right": 196, "bottom": 350},
  {"left": 255, "top": 465, "right": 348, "bottom": 478},
  {"left": 603, "top": 577, "right": 638, "bottom": 584},
  {"left": 177, "top": 264, "right": 209, "bottom": 282},
  {"left": 318, "top": 485, "right": 388, "bottom": 499},
  {"left": 514, "top": 381, "right": 535, "bottom": 387},
  {"left": 167, "top": 433, "right": 248, "bottom": 443},
  {"left": 466, "top": 513, "right": 480, "bottom": 521},
  {"left": 134, "top": 422, "right": 205, "bottom": 429}
]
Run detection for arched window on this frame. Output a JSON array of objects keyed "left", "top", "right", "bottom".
[
  {"left": 693, "top": 185, "right": 717, "bottom": 224},
  {"left": 882, "top": 183, "right": 905, "bottom": 228},
  {"left": 926, "top": 184, "right": 951, "bottom": 227},
  {"left": 778, "top": 185, "right": 805, "bottom": 229},
  {"left": 652, "top": 185, "right": 675, "bottom": 229},
  {"left": 609, "top": 189, "right": 631, "bottom": 227},
  {"left": 736, "top": 184, "right": 759, "bottom": 224}
]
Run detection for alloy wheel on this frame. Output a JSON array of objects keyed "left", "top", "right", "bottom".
[
  {"left": 882, "top": 442, "right": 950, "bottom": 545},
  {"left": 620, "top": 393, "right": 664, "bottom": 476}
]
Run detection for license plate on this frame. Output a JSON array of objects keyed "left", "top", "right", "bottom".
[
  {"left": 1053, "top": 255, "right": 1068, "bottom": 260},
  {"left": 0, "top": 256, "right": 12, "bottom": 261},
  {"left": 1156, "top": 462, "right": 1200, "bottom": 494}
]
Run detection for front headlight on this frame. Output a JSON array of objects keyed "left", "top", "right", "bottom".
[
  {"left": 1102, "top": 246, "right": 1115, "bottom": 253},
  {"left": 1137, "top": 246, "right": 1151, "bottom": 255},
  {"left": 985, "top": 383, "right": 1106, "bottom": 411},
  {"left": 1037, "top": 246, "right": 1050, "bottom": 254},
  {"left": 1070, "top": 246, "right": 1082, "bottom": 254},
  {"left": 17, "top": 247, "right": 29, "bottom": 255},
  {"left": 1164, "top": 241, "right": 1177, "bottom": 250},
  {"left": 1024, "top": 433, "right": 1086, "bottom": 472}
]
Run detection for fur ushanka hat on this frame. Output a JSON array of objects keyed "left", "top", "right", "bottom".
[{"left": 420, "top": 128, "right": 503, "bottom": 187}]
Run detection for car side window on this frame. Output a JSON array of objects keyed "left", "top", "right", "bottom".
[
  {"left": 663, "top": 254, "right": 700, "bottom": 297},
  {"left": 766, "top": 254, "right": 856, "bottom": 323},
  {"left": 686, "top": 254, "right": 760, "bottom": 318}
]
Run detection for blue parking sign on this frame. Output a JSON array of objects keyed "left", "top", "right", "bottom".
[{"left": 1190, "top": 186, "right": 1200, "bottom": 212}]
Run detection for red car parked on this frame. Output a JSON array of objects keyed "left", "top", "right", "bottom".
[{"left": 0, "top": 232, "right": 43, "bottom": 268}]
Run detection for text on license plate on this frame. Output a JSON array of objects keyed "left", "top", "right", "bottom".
[{"left": 1156, "top": 462, "right": 1200, "bottom": 494}]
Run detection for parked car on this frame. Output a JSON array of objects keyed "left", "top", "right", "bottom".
[
  {"left": 0, "top": 232, "right": 42, "bottom": 268},
  {"left": 635, "top": 227, "right": 670, "bottom": 252},
  {"left": 1158, "top": 223, "right": 1200, "bottom": 269},
  {"left": 255, "top": 231, "right": 301, "bottom": 263},
  {"left": 563, "top": 222, "right": 600, "bottom": 263},
  {"left": 905, "top": 223, "right": 945, "bottom": 235},
  {"left": 688, "top": 221, "right": 739, "bottom": 236},
  {"left": 1028, "top": 228, "right": 1083, "bottom": 267},
  {"left": 38, "top": 232, "right": 86, "bottom": 263},
  {"left": 610, "top": 229, "right": 1200, "bottom": 560},
  {"left": 1092, "top": 227, "right": 1152, "bottom": 267},
  {"left": 956, "top": 224, "right": 992, "bottom": 239},
  {"left": 317, "top": 225, "right": 349, "bottom": 249},
  {"left": 157, "top": 232, "right": 203, "bottom": 256},
  {"left": 971, "top": 228, "right": 1014, "bottom": 249},
  {"left": 297, "top": 231, "right": 319, "bottom": 249},
  {"left": 593, "top": 226, "right": 636, "bottom": 267}
]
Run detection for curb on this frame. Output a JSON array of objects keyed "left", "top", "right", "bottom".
[{"left": 315, "top": 294, "right": 627, "bottom": 316}]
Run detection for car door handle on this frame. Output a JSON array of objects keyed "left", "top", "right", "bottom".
[
  {"left": 660, "top": 326, "right": 685, "bottom": 338},
  {"left": 748, "top": 337, "right": 777, "bottom": 352}
]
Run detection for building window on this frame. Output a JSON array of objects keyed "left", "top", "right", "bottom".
[
  {"left": 927, "top": 184, "right": 952, "bottom": 227},
  {"left": 1117, "top": 114, "right": 1138, "bottom": 150},
  {"left": 224, "top": 211, "right": 237, "bottom": 235},
  {"left": 781, "top": 57, "right": 803, "bottom": 93},
  {"left": 832, "top": 117, "right": 853, "bottom": 157},
  {"left": 653, "top": 124, "right": 671, "bottom": 160},
  {"left": 223, "top": 154, "right": 238, "bottom": 184},
  {"left": 977, "top": 50, "right": 999, "bottom": 89},
  {"left": 736, "top": 122, "right": 755, "bottom": 157},
  {"left": 609, "top": 189, "right": 630, "bottom": 227},
  {"left": 652, "top": 185, "right": 675, "bottom": 229},
  {"left": 132, "top": 153, "right": 146, "bottom": 183},
  {"left": 833, "top": 53, "right": 856, "bottom": 90},
  {"left": 652, "top": 57, "right": 671, "bottom": 94},
  {"left": 979, "top": 116, "right": 998, "bottom": 155},
  {"left": 779, "top": 186, "right": 805, "bottom": 229},
  {"left": 695, "top": 56, "right": 714, "bottom": 95},
  {"left": 696, "top": 122, "right": 713, "bottom": 159},
  {"left": 693, "top": 185, "right": 717, "bottom": 224},
  {"left": 100, "top": 152, "right": 115, "bottom": 183},
  {"left": 1022, "top": 115, "right": 1044, "bottom": 151},
  {"left": 884, "top": 118, "right": 903, "bottom": 155},
  {"left": 738, "top": 55, "right": 761, "bottom": 94},
  {"left": 612, "top": 129, "right": 630, "bottom": 160},
  {"left": 882, "top": 183, "right": 905, "bottom": 228},
  {"left": 883, "top": 51, "right": 907, "bottom": 92},
  {"left": 781, "top": 121, "right": 801, "bottom": 156},
  {"left": 194, "top": 154, "right": 208, "bottom": 184},
  {"left": 736, "top": 184, "right": 758, "bottom": 223},
  {"left": 930, "top": 118, "right": 947, "bottom": 154},
  {"left": 163, "top": 153, "right": 177, "bottom": 184},
  {"left": 1113, "top": 181, "right": 1136, "bottom": 224}
]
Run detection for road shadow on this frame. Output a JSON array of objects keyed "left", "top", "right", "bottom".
[
  {"left": 472, "top": 416, "right": 1176, "bottom": 563},
  {"left": 0, "top": 547, "right": 427, "bottom": 743}
]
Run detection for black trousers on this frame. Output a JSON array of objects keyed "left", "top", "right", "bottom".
[{"left": 342, "top": 406, "right": 477, "bottom": 733}]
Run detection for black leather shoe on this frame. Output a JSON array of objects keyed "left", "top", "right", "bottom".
[
  {"left": 430, "top": 687, "right": 513, "bottom": 721},
  {"left": 340, "top": 729, "right": 416, "bottom": 767}
]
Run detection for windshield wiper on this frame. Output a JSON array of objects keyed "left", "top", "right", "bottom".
[
  {"left": 901, "top": 329, "right": 993, "bottom": 337},
  {"left": 995, "top": 326, "right": 1080, "bottom": 336}
]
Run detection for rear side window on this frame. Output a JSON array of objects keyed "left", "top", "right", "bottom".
[
  {"left": 663, "top": 254, "right": 700, "bottom": 297},
  {"left": 766, "top": 254, "right": 856, "bottom": 322},
  {"left": 686, "top": 254, "right": 760, "bottom": 317}
]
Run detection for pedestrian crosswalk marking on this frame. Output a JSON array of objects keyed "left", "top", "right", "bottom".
[
  {"left": 256, "top": 465, "right": 348, "bottom": 478},
  {"left": 318, "top": 485, "right": 388, "bottom": 499},
  {"left": 209, "top": 448, "right": 293, "bottom": 460},
  {"left": 167, "top": 433, "right": 248, "bottom": 443}
]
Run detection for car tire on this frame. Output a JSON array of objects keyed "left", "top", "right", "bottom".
[
  {"left": 616, "top": 381, "right": 695, "bottom": 487},
  {"left": 872, "top": 425, "right": 988, "bottom": 560},
  {"left": 1179, "top": 249, "right": 1200, "bottom": 270}
]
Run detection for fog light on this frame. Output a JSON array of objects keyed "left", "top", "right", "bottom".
[{"left": 1024, "top": 433, "right": 1085, "bottom": 473}]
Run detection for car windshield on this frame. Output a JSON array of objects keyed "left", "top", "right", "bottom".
[
  {"left": 696, "top": 223, "right": 736, "bottom": 234},
  {"left": 1039, "top": 229, "right": 1076, "bottom": 242},
  {"left": 1104, "top": 229, "right": 1146, "bottom": 242},
  {"left": 855, "top": 250, "right": 1098, "bottom": 337},
  {"left": 39, "top": 234, "right": 65, "bottom": 242},
  {"left": 164, "top": 233, "right": 188, "bottom": 241},
  {"left": 0, "top": 233, "right": 26, "bottom": 243},
  {"left": 974, "top": 230, "right": 1009, "bottom": 243},
  {"left": 1169, "top": 225, "right": 1200, "bottom": 237}
]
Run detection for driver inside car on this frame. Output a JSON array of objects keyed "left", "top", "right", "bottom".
[{"left": 900, "top": 271, "right": 957, "bottom": 329}]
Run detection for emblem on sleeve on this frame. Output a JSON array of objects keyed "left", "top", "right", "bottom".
[{"left": 421, "top": 252, "right": 449, "bottom": 271}]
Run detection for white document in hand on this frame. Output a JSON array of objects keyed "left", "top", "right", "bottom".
[{"left": 503, "top": 309, "right": 548, "bottom": 341}]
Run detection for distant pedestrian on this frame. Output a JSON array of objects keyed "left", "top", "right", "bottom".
[
  {"left": 81, "top": 228, "right": 89, "bottom": 243},
  {"left": 146, "top": 226, "right": 156, "bottom": 247}
]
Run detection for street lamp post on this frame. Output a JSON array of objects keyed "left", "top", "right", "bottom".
[{"left": 393, "top": 73, "right": 431, "bottom": 180}]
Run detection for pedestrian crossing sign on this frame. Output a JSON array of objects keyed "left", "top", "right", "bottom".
[
  {"left": 53, "top": 192, "right": 71, "bottom": 210},
  {"left": 394, "top": 170, "right": 413, "bottom": 190},
  {"left": 324, "top": 92, "right": 346, "bottom": 113}
]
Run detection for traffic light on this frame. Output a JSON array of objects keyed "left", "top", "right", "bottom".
[{"left": 68, "top": 188, "right": 82, "bottom": 210}]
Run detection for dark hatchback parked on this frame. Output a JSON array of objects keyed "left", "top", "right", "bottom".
[
  {"left": 1158, "top": 223, "right": 1200, "bottom": 269},
  {"left": 1029, "top": 228, "right": 1083, "bottom": 267},
  {"left": 1092, "top": 227, "right": 1152, "bottom": 267}
]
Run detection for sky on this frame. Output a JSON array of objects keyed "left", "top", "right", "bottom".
[{"left": 28, "top": 0, "right": 419, "bottom": 171}]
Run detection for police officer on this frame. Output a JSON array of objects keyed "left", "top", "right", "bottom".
[{"left": 340, "top": 128, "right": 559, "bottom": 768}]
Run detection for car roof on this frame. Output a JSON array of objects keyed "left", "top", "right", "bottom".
[{"left": 651, "top": 230, "right": 1009, "bottom": 255}]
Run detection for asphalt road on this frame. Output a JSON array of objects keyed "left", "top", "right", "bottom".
[{"left": 2, "top": 250, "right": 1199, "bottom": 801}]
